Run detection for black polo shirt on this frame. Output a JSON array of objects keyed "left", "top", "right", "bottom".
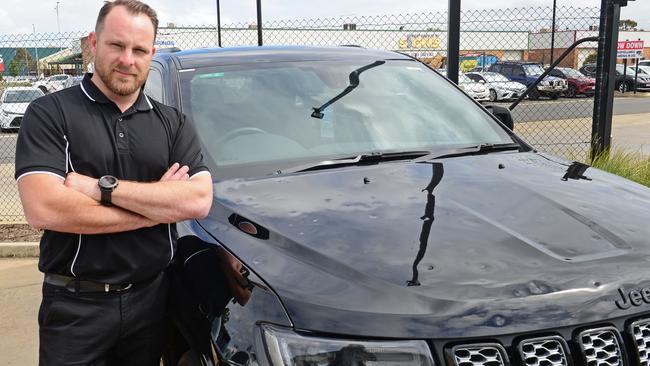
[{"left": 15, "top": 73, "right": 209, "bottom": 284}]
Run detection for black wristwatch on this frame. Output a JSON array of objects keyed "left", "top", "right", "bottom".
[{"left": 98, "top": 175, "right": 119, "bottom": 206}]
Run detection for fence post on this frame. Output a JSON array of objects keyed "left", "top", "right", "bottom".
[
  {"left": 447, "top": 0, "right": 461, "bottom": 84},
  {"left": 257, "top": 0, "right": 263, "bottom": 46},
  {"left": 591, "top": 0, "right": 627, "bottom": 159}
]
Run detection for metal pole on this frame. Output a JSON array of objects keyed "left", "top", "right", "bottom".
[
  {"left": 215, "top": 0, "right": 222, "bottom": 47},
  {"left": 550, "top": 0, "right": 557, "bottom": 65},
  {"left": 55, "top": 2, "right": 62, "bottom": 51},
  {"left": 447, "top": 0, "right": 461, "bottom": 84},
  {"left": 33, "top": 24, "right": 40, "bottom": 78},
  {"left": 256, "top": 0, "right": 263, "bottom": 46},
  {"left": 634, "top": 38, "right": 641, "bottom": 95},
  {"left": 591, "top": 0, "right": 623, "bottom": 159}
]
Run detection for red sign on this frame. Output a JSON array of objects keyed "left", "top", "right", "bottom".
[
  {"left": 617, "top": 40, "right": 645, "bottom": 59},
  {"left": 0, "top": 55, "right": 4, "bottom": 73},
  {"left": 617, "top": 40, "right": 645, "bottom": 51}
]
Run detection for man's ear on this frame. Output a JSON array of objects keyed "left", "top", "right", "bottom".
[
  {"left": 89, "top": 31, "right": 98, "bottom": 56},
  {"left": 151, "top": 46, "right": 156, "bottom": 57}
]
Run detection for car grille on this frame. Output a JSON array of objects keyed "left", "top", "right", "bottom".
[
  {"left": 518, "top": 336, "right": 568, "bottom": 366},
  {"left": 630, "top": 319, "right": 650, "bottom": 366},
  {"left": 578, "top": 327, "right": 623, "bottom": 366},
  {"left": 452, "top": 344, "right": 508, "bottom": 366},
  {"left": 445, "top": 318, "right": 650, "bottom": 366}
]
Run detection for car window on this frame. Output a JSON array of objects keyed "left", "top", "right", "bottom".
[
  {"left": 512, "top": 66, "right": 525, "bottom": 77},
  {"left": 549, "top": 69, "right": 562, "bottom": 78},
  {"left": 52, "top": 75, "right": 67, "bottom": 81},
  {"left": 500, "top": 65, "right": 513, "bottom": 76},
  {"left": 180, "top": 60, "right": 514, "bottom": 174},
  {"left": 144, "top": 68, "right": 164, "bottom": 102},
  {"left": 522, "top": 64, "right": 544, "bottom": 76},
  {"left": 466, "top": 74, "right": 482, "bottom": 82},
  {"left": 3, "top": 90, "right": 43, "bottom": 103}
]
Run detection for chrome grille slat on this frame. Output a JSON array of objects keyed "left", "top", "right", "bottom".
[
  {"left": 518, "top": 336, "right": 568, "bottom": 366},
  {"left": 452, "top": 344, "right": 507, "bottom": 366},
  {"left": 577, "top": 328, "right": 623, "bottom": 366},
  {"left": 630, "top": 319, "right": 650, "bottom": 366}
]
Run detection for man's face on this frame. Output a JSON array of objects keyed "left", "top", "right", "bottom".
[{"left": 90, "top": 6, "right": 156, "bottom": 97}]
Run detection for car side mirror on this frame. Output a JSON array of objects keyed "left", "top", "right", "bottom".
[
  {"left": 485, "top": 105, "right": 514, "bottom": 131},
  {"left": 479, "top": 80, "right": 485, "bottom": 84}
]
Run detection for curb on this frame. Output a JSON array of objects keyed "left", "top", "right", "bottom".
[{"left": 0, "top": 242, "right": 39, "bottom": 258}]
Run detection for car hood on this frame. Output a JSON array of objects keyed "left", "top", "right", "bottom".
[
  {"left": 1, "top": 102, "right": 30, "bottom": 114},
  {"left": 489, "top": 81, "right": 526, "bottom": 89},
  {"left": 200, "top": 152, "right": 650, "bottom": 338}
]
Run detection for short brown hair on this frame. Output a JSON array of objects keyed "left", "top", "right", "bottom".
[{"left": 95, "top": 0, "right": 159, "bottom": 41}]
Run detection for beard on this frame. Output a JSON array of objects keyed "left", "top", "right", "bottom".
[{"left": 94, "top": 60, "right": 148, "bottom": 96}]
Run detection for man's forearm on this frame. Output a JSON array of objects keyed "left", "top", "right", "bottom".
[
  {"left": 19, "top": 178, "right": 157, "bottom": 234},
  {"left": 110, "top": 175, "right": 212, "bottom": 223}
]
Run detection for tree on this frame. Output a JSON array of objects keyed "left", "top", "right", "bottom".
[
  {"left": 619, "top": 19, "right": 638, "bottom": 31},
  {"left": 8, "top": 59, "right": 20, "bottom": 76},
  {"left": 11, "top": 48, "right": 37, "bottom": 76},
  {"left": 584, "top": 52, "right": 598, "bottom": 65}
]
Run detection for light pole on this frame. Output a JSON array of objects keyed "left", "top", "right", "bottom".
[
  {"left": 256, "top": 0, "right": 263, "bottom": 46},
  {"left": 215, "top": 0, "right": 222, "bottom": 47},
  {"left": 55, "top": 2, "right": 62, "bottom": 51},
  {"left": 33, "top": 24, "right": 40, "bottom": 78}
]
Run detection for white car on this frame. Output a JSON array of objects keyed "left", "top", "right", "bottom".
[
  {"left": 33, "top": 74, "right": 71, "bottom": 94},
  {"left": 438, "top": 70, "right": 490, "bottom": 102},
  {"left": 0, "top": 87, "right": 45, "bottom": 131},
  {"left": 465, "top": 72, "right": 528, "bottom": 101},
  {"left": 458, "top": 73, "right": 490, "bottom": 102}
]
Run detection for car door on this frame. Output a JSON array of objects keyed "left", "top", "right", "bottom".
[{"left": 509, "top": 65, "right": 527, "bottom": 84}]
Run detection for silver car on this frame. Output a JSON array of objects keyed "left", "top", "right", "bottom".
[
  {"left": 0, "top": 87, "right": 45, "bottom": 131},
  {"left": 458, "top": 73, "right": 490, "bottom": 102},
  {"left": 466, "top": 72, "right": 527, "bottom": 102}
]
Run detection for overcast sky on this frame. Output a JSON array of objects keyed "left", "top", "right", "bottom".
[{"left": 0, "top": 0, "right": 648, "bottom": 35}]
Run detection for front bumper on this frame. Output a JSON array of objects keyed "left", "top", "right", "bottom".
[{"left": 0, "top": 114, "right": 22, "bottom": 130}]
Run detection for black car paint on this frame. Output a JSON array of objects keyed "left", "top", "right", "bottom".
[{"left": 152, "top": 47, "right": 650, "bottom": 366}]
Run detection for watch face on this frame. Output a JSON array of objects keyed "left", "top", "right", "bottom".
[{"left": 99, "top": 175, "right": 118, "bottom": 189}]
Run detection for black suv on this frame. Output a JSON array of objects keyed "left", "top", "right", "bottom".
[
  {"left": 147, "top": 47, "right": 650, "bottom": 366},
  {"left": 488, "top": 61, "right": 567, "bottom": 100},
  {"left": 580, "top": 63, "right": 650, "bottom": 92}
]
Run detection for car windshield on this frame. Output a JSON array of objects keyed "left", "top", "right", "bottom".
[
  {"left": 616, "top": 64, "right": 638, "bottom": 75},
  {"left": 180, "top": 59, "right": 514, "bottom": 174},
  {"left": 560, "top": 68, "right": 584, "bottom": 78},
  {"left": 458, "top": 74, "right": 472, "bottom": 83},
  {"left": 523, "top": 64, "right": 545, "bottom": 75},
  {"left": 484, "top": 73, "right": 510, "bottom": 82},
  {"left": 3, "top": 90, "right": 42, "bottom": 103}
]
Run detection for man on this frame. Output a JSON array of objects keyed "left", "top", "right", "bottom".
[{"left": 15, "top": 1, "right": 213, "bottom": 364}]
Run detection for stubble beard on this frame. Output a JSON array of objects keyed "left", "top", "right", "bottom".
[{"left": 95, "top": 60, "right": 148, "bottom": 97}]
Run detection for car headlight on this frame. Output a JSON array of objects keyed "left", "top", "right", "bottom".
[
  {"left": 539, "top": 81, "right": 549, "bottom": 86},
  {"left": 0, "top": 110, "right": 8, "bottom": 117},
  {"left": 261, "top": 324, "right": 436, "bottom": 366}
]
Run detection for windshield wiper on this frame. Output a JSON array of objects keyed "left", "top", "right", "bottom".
[
  {"left": 430, "top": 143, "right": 522, "bottom": 160},
  {"left": 311, "top": 60, "right": 386, "bottom": 119},
  {"left": 278, "top": 150, "right": 432, "bottom": 174}
]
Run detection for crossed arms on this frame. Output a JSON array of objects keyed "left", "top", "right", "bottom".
[{"left": 18, "top": 163, "right": 213, "bottom": 234}]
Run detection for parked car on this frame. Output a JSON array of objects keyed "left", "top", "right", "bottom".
[
  {"left": 465, "top": 71, "right": 527, "bottom": 101},
  {"left": 147, "top": 46, "right": 650, "bottom": 366},
  {"left": 488, "top": 61, "right": 567, "bottom": 100},
  {"left": 579, "top": 63, "right": 650, "bottom": 92},
  {"left": 638, "top": 59, "right": 650, "bottom": 68},
  {"left": 32, "top": 74, "right": 71, "bottom": 94},
  {"left": 64, "top": 75, "right": 84, "bottom": 89},
  {"left": 0, "top": 87, "right": 44, "bottom": 131},
  {"left": 547, "top": 67, "right": 596, "bottom": 97},
  {"left": 438, "top": 70, "right": 490, "bottom": 102}
]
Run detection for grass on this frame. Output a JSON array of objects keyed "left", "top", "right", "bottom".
[{"left": 586, "top": 148, "right": 650, "bottom": 187}]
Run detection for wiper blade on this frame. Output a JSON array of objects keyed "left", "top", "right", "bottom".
[
  {"left": 279, "top": 150, "right": 432, "bottom": 174},
  {"left": 431, "top": 143, "right": 522, "bottom": 160}
]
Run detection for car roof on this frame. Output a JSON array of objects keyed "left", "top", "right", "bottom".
[{"left": 153, "top": 46, "right": 412, "bottom": 69}]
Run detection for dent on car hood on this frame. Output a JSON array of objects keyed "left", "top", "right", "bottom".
[{"left": 199, "top": 152, "right": 650, "bottom": 338}]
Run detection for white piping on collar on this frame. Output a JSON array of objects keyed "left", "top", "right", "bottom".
[
  {"left": 144, "top": 94, "right": 154, "bottom": 110},
  {"left": 79, "top": 82, "right": 96, "bottom": 102}
]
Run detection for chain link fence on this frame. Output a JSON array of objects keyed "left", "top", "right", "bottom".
[{"left": 0, "top": 6, "right": 605, "bottom": 222}]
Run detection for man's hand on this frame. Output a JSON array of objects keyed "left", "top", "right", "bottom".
[
  {"left": 64, "top": 172, "right": 100, "bottom": 201},
  {"left": 160, "top": 163, "right": 190, "bottom": 182}
]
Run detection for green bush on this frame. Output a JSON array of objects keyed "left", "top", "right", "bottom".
[{"left": 587, "top": 148, "right": 650, "bottom": 187}]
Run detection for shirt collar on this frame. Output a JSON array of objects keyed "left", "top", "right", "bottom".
[{"left": 80, "top": 73, "right": 153, "bottom": 112}]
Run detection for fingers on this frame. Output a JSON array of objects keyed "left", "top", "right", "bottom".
[{"left": 160, "top": 163, "right": 190, "bottom": 181}]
